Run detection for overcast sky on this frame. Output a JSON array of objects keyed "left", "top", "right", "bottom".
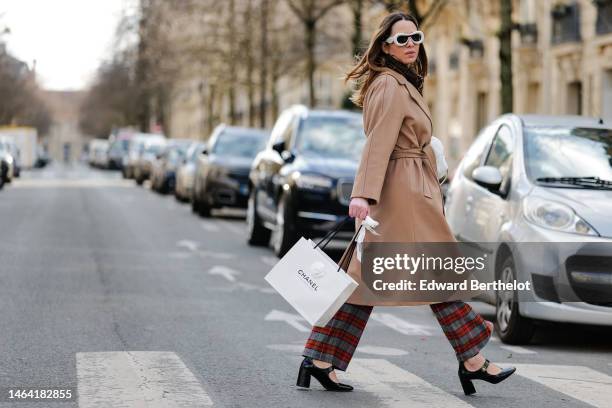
[{"left": 1, "top": 0, "right": 127, "bottom": 91}]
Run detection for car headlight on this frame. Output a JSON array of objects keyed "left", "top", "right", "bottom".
[
  {"left": 522, "top": 196, "right": 598, "bottom": 236},
  {"left": 293, "top": 172, "right": 333, "bottom": 190}
]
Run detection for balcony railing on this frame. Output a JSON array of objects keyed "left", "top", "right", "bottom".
[
  {"left": 551, "top": 2, "right": 582, "bottom": 45},
  {"left": 595, "top": 0, "right": 612, "bottom": 35}
]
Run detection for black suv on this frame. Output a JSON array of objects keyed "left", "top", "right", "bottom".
[
  {"left": 247, "top": 105, "right": 365, "bottom": 256},
  {"left": 192, "top": 125, "right": 268, "bottom": 217}
]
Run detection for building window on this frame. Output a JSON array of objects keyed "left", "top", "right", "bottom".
[
  {"left": 475, "top": 91, "right": 488, "bottom": 133},
  {"left": 429, "top": 58, "right": 437, "bottom": 75},
  {"left": 449, "top": 51, "right": 459, "bottom": 70},
  {"left": 566, "top": 81, "right": 582, "bottom": 115},
  {"left": 519, "top": 23, "right": 538, "bottom": 45},
  {"left": 603, "top": 69, "right": 612, "bottom": 120},
  {"left": 595, "top": 0, "right": 612, "bottom": 35},
  {"left": 551, "top": 1, "right": 581, "bottom": 45},
  {"left": 526, "top": 82, "right": 540, "bottom": 113}
]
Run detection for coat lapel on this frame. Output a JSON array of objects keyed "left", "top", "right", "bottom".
[{"left": 381, "top": 68, "right": 433, "bottom": 134}]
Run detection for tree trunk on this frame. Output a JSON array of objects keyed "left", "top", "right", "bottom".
[
  {"left": 306, "top": 19, "right": 316, "bottom": 107},
  {"left": 351, "top": 0, "right": 364, "bottom": 58},
  {"left": 259, "top": 0, "right": 269, "bottom": 128},
  {"left": 227, "top": 0, "right": 237, "bottom": 124},
  {"left": 499, "top": 0, "right": 513, "bottom": 114},
  {"left": 207, "top": 83, "right": 216, "bottom": 135}
]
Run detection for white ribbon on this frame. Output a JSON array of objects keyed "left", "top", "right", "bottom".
[
  {"left": 430, "top": 135, "right": 448, "bottom": 184},
  {"left": 356, "top": 216, "right": 380, "bottom": 262}
]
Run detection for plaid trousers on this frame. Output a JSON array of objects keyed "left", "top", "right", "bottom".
[{"left": 302, "top": 301, "right": 492, "bottom": 371}]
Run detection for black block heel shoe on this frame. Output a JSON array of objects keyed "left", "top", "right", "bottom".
[
  {"left": 458, "top": 359, "right": 516, "bottom": 395},
  {"left": 296, "top": 358, "right": 353, "bottom": 391}
]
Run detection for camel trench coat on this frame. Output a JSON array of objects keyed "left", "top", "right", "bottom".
[{"left": 342, "top": 67, "right": 456, "bottom": 306}]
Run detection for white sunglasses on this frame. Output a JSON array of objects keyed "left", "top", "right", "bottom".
[{"left": 385, "top": 31, "right": 425, "bottom": 46}]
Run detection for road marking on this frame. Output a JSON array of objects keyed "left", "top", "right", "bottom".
[
  {"left": 198, "top": 250, "right": 235, "bottom": 260},
  {"left": 499, "top": 345, "right": 537, "bottom": 354},
  {"left": 168, "top": 252, "right": 192, "bottom": 259},
  {"left": 235, "top": 282, "right": 276, "bottom": 294},
  {"left": 201, "top": 221, "right": 220, "bottom": 232},
  {"left": 217, "top": 220, "right": 245, "bottom": 235},
  {"left": 77, "top": 351, "right": 213, "bottom": 407},
  {"left": 356, "top": 345, "right": 408, "bottom": 356},
  {"left": 260, "top": 256, "right": 278, "bottom": 267},
  {"left": 371, "top": 313, "right": 433, "bottom": 336},
  {"left": 13, "top": 179, "right": 134, "bottom": 188},
  {"left": 208, "top": 265, "right": 241, "bottom": 282},
  {"left": 177, "top": 239, "right": 199, "bottom": 252},
  {"left": 267, "top": 344, "right": 408, "bottom": 356},
  {"left": 265, "top": 309, "right": 309, "bottom": 332},
  {"left": 347, "top": 359, "right": 474, "bottom": 407},
  {"left": 510, "top": 363, "right": 612, "bottom": 407}
]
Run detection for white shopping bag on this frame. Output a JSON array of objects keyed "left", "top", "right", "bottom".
[{"left": 264, "top": 237, "right": 358, "bottom": 327}]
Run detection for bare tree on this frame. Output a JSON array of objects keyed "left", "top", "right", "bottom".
[
  {"left": 375, "top": 0, "right": 449, "bottom": 26},
  {"left": 499, "top": 0, "right": 513, "bottom": 113},
  {"left": 285, "top": 0, "right": 344, "bottom": 107}
]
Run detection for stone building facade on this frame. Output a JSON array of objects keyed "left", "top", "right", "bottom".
[{"left": 161, "top": 0, "right": 612, "bottom": 172}]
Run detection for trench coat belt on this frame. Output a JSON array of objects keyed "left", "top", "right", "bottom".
[{"left": 389, "top": 147, "right": 434, "bottom": 199}]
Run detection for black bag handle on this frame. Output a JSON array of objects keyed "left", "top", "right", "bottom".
[
  {"left": 314, "top": 216, "right": 352, "bottom": 250},
  {"left": 336, "top": 224, "right": 364, "bottom": 272}
]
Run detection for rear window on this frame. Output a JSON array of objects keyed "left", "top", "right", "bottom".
[
  {"left": 211, "top": 130, "right": 267, "bottom": 158},
  {"left": 295, "top": 115, "right": 365, "bottom": 160},
  {"left": 523, "top": 126, "right": 612, "bottom": 181}
]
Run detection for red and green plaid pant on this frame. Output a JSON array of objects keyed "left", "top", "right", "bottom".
[{"left": 303, "top": 301, "right": 492, "bottom": 371}]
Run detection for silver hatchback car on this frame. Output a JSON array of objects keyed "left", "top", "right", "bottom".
[{"left": 445, "top": 114, "right": 612, "bottom": 344}]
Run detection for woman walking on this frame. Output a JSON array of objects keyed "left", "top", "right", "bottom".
[{"left": 297, "top": 12, "right": 516, "bottom": 395}]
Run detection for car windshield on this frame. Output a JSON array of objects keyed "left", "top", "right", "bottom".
[
  {"left": 168, "top": 145, "right": 189, "bottom": 164},
  {"left": 212, "top": 131, "right": 267, "bottom": 158},
  {"left": 524, "top": 126, "right": 612, "bottom": 183},
  {"left": 145, "top": 143, "right": 165, "bottom": 155},
  {"left": 296, "top": 115, "right": 365, "bottom": 160},
  {"left": 188, "top": 144, "right": 205, "bottom": 162}
]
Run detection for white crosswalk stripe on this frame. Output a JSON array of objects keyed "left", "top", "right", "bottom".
[
  {"left": 346, "top": 359, "right": 474, "bottom": 407},
  {"left": 510, "top": 363, "right": 612, "bottom": 408},
  {"left": 499, "top": 345, "right": 537, "bottom": 354},
  {"left": 77, "top": 351, "right": 213, "bottom": 407},
  {"left": 371, "top": 313, "right": 434, "bottom": 336}
]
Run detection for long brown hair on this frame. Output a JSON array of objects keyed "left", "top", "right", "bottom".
[{"left": 345, "top": 12, "right": 428, "bottom": 108}]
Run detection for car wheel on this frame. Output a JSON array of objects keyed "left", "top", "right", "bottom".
[
  {"left": 246, "top": 188, "right": 271, "bottom": 246},
  {"left": 271, "top": 193, "right": 299, "bottom": 258},
  {"left": 191, "top": 194, "right": 200, "bottom": 213},
  {"left": 495, "top": 254, "right": 535, "bottom": 344}
]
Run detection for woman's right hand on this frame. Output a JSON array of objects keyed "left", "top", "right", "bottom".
[{"left": 349, "top": 197, "right": 370, "bottom": 220}]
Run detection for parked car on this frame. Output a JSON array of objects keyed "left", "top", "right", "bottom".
[
  {"left": 175, "top": 142, "right": 207, "bottom": 202},
  {"left": 34, "top": 145, "right": 51, "bottom": 168},
  {"left": 150, "top": 138, "right": 193, "bottom": 193},
  {"left": 134, "top": 136, "right": 167, "bottom": 185},
  {"left": 123, "top": 133, "right": 165, "bottom": 180},
  {"left": 444, "top": 114, "right": 612, "bottom": 344},
  {"left": 0, "top": 137, "right": 15, "bottom": 188},
  {"left": 107, "top": 129, "right": 135, "bottom": 170},
  {"left": 88, "top": 139, "right": 110, "bottom": 168},
  {"left": 3, "top": 138, "right": 20, "bottom": 177},
  {"left": 247, "top": 105, "right": 365, "bottom": 257},
  {"left": 192, "top": 125, "right": 268, "bottom": 217}
]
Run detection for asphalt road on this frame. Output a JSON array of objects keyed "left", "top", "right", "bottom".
[{"left": 1, "top": 163, "right": 611, "bottom": 408}]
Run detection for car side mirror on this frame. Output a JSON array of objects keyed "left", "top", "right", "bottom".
[
  {"left": 472, "top": 166, "right": 502, "bottom": 193},
  {"left": 272, "top": 141, "right": 285, "bottom": 154},
  {"left": 201, "top": 148, "right": 208, "bottom": 155},
  {"left": 280, "top": 150, "right": 295, "bottom": 163}
]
